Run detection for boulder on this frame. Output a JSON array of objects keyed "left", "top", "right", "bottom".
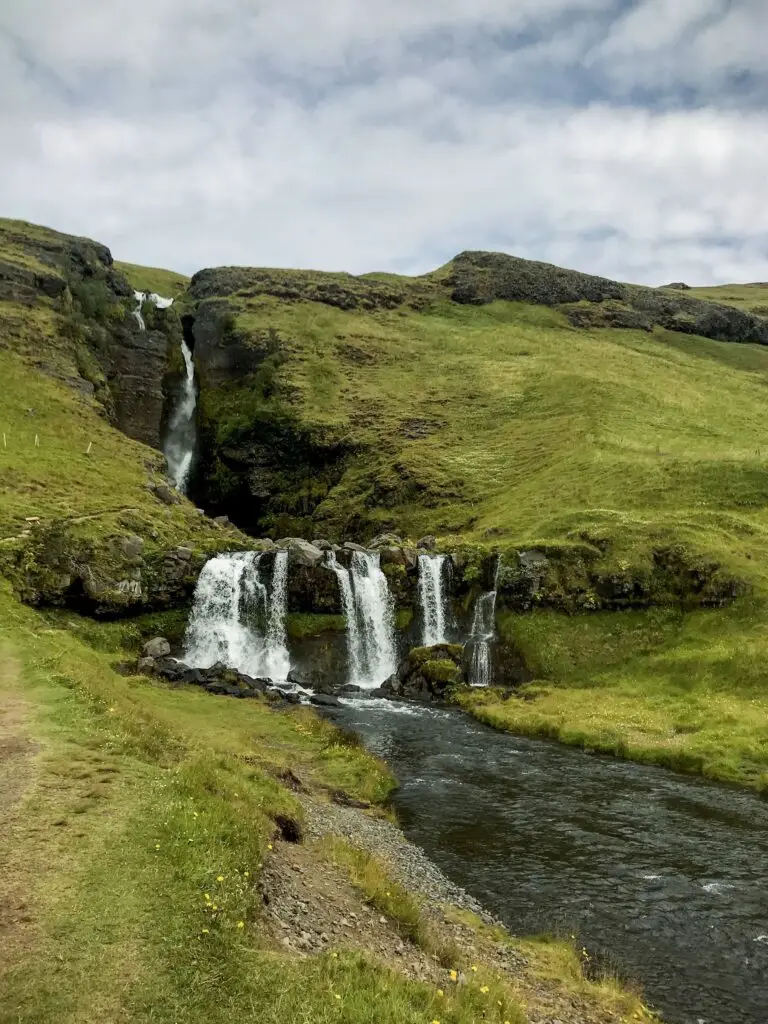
[
  {"left": 214, "top": 515, "right": 231, "bottom": 527},
  {"left": 343, "top": 542, "right": 369, "bottom": 554},
  {"left": 279, "top": 538, "right": 324, "bottom": 567},
  {"left": 310, "top": 693, "right": 343, "bottom": 708},
  {"left": 311, "top": 539, "right": 335, "bottom": 551},
  {"left": 153, "top": 483, "right": 179, "bottom": 506},
  {"left": 137, "top": 656, "right": 156, "bottom": 675},
  {"left": 416, "top": 536, "right": 437, "bottom": 551},
  {"left": 402, "top": 545, "right": 419, "bottom": 569},
  {"left": 120, "top": 535, "right": 144, "bottom": 559},
  {"left": 379, "top": 546, "right": 407, "bottom": 567},
  {"left": 174, "top": 546, "right": 193, "bottom": 561},
  {"left": 143, "top": 636, "right": 171, "bottom": 659},
  {"left": 383, "top": 644, "right": 466, "bottom": 701}
]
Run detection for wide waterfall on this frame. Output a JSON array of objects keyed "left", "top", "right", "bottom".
[
  {"left": 418, "top": 554, "right": 450, "bottom": 646},
  {"left": 467, "top": 561, "right": 500, "bottom": 687},
  {"left": 164, "top": 337, "right": 197, "bottom": 493},
  {"left": 184, "top": 551, "right": 290, "bottom": 679},
  {"left": 327, "top": 551, "right": 397, "bottom": 688}
]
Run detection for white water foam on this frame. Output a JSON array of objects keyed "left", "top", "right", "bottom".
[
  {"left": 468, "top": 560, "right": 501, "bottom": 687},
  {"left": 327, "top": 551, "right": 396, "bottom": 688},
  {"left": 184, "top": 551, "right": 289, "bottom": 679},
  {"left": 164, "top": 336, "right": 197, "bottom": 493},
  {"left": 418, "top": 553, "right": 450, "bottom": 646}
]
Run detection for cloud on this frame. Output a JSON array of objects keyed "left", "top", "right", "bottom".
[{"left": 0, "top": 0, "right": 765, "bottom": 285}]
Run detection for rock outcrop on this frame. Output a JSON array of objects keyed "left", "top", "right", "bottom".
[
  {"left": 447, "top": 251, "right": 768, "bottom": 345},
  {"left": 382, "top": 644, "right": 467, "bottom": 701}
]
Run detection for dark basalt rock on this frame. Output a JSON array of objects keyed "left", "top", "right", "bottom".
[{"left": 309, "top": 693, "right": 343, "bottom": 708}]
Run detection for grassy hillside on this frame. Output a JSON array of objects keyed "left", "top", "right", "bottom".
[
  {"left": 686, "top": 282, "right": 768, "bottom": 314},
  {"left": 115, "top": 260, "right": 190, "bottom": 298}
]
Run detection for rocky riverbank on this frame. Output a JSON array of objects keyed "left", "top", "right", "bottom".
[{"left": 258, "top": 786, "right": 660, "bottom": 1024}]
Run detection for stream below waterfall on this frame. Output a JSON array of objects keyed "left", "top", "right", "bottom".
[{"left": 321, "top": 699, "right": 768, "bottom": 1024}]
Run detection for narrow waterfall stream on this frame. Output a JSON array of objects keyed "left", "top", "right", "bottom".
[
  {"left": 184, "top": 551, "right": 289, "bottom": 679},
  {"left": 131, "top": 290, "right": 197, "bottom": 492},
  {"left": 327, "top": 551, "right": 396, "bottom": 688},
  {"left": 467, "top": 562, "right": 500, "bottom": 686},
  {"left": 417, "top": 553, "right": 450, "bottom": 646},
  {"left": 164, "top": 336, "right": 197, "bottom": 493}
]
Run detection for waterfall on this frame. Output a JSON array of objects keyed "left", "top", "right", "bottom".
[
  {"left": 263, "top": 551, "right": 290, "bottom": 680},
  {"left": 132, "top": 290, "right": 173, "bottom": 331},
  {"left": 132, "top": 291, "right": 146, "bottom": 330},
  {"left": 327, "top": 551, "right": 397, "bottom": 688},
  {"left": 130, "top": 290, "right": 197, "bottom": 492},
  {"left": 467, "top": 562, "right": 500, "bottom": 687},
  {"left": 184, "top": 551, "right": 289, "bottom": 679},
  {"left": 164, "top": 337, "right": 197, "bottom": 493},
  {"left": 418, "top": 554, "right": 449, "bottom": 646}
]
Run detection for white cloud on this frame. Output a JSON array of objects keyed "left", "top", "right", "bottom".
[{"left": 0, "top": 0, "right": 765, "bottom": 285}]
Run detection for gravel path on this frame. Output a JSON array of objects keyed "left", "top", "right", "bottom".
[{"left": 299, "top": 793, "right": 498, "bottom": 924}]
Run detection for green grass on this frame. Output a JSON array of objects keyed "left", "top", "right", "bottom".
[
  {"left": 686, "top": 282, "right": 768, "bottom": 314},
  {"left": 0, "top": 584, "right": 655, "bottom": 1024},
  {"left": 115, "top": 260, "right": 191, "bottom": 298},
  {"left": 457, "top": 601, "right": 768, "bottom": 792}
]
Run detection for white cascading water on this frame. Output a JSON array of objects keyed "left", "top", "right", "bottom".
[
  {"left": 184, "top": 551, "right": 290, "bottom": 679},
  {"left": 327, "top": 551, "right": 397, "bottom": 688},
  {"left": 164, "top": 337, "right": 197, "bottom": 493},
  {"left": 132, "top": 290, "right": 146, "bottom": 330},
  {"left": 130, "top": 290, "right": 198, "bottom": 494},
  {"left": 418, "top": 553, "right": 449, "bottom": 646},
  {"left": 468, "top": 561, "right": 500, "bottom": 687}
]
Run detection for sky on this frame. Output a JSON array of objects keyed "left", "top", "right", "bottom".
[{"left": 1, "top": 0, "right": 766, "bottom": 285}]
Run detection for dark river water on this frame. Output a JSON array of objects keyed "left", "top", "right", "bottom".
[{"left": 322, "top": 699, "right": 768, "bottom": 1024}]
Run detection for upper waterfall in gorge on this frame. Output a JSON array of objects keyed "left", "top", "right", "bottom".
[
  {"left": 417, "top": 553, "right": 450, "bottom": 646},
  {"left": 130, "top": 291, "right": 196, "bottom": 492},
  {"left": 327, "top": 551, "right": 397, "bottom": 688},
  {"left": 164, "top": 336, "right": 197, "bottom": 493},
  {"left": 184, "top": 551, "right": 290, "bottom": 680}
]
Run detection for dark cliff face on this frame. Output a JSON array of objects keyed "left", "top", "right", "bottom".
[{"left": 0, "top": 218, "right": 179, "bottom": 450}]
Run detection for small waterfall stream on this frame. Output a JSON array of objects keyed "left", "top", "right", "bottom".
[
  {"left": 164, "top": 336, "right": 197, "bottom": 493},
  {"left": 184, "top": 551, "right": 289, "bottom": 679},
  {"left": 131, "top": 290, "right": 197, "bottom": 492},
  {"left": 417, "top": 554, "right": 450, "bottom": 646},
  {"left": 327, "top": 551, "right": 397, "bottom": 688},
  {"left": 467, "top": 561, "right": 500, "bottom": 687}
]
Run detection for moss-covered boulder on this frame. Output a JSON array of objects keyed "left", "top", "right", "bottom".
[{"left": 382, "top": 643, "right": 466, "bottom": 701}]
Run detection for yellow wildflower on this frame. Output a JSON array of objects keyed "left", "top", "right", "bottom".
[
  {"left": 334, "top": 994, "right": 341, "bottom": 1000},
  {"left": 155, "top": 844, "right": 160, "bottom": 850},
  {"left": 331, "top": 952, "right": 338, "bottom": 959},
  {"left": 201, "top": 928, "right": 209, "bottom": 934},
  {"left": 217, "top": 875, "right": 224, "bottom": 882},
  {"left": 244, "top": 871, "right": 250, "bottom": 878},
  {"left": 480, "top": 985, "right": 489, "bottom": 994},
  {"left": 449, "top": 970, "right": 457, "bottom": 982},
  {"left": 436, "top": 989, "right": 444, "bottom": 997},
  {"left": 267, "top": 844, "right": 273, "bottom": 851},
  {"left": 470, "top": 965, "right": 478, "bottom": 972},
  {"left": 212, "top": 904, "right": 218, "bottom": 911},
  {"left": 237, "top": 921, "right": 244, "bottom": 929},
  {"left": 204, "top": 894, "right": 211, "bottom": 901}
]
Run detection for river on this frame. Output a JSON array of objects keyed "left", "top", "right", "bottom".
[{"left": 322, "top": 699, "right": 768, "bottom": 1024}]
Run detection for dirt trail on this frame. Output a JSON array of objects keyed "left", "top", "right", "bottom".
[{"left": 0, "top": 650, "right": 40, "bottom": 969}]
